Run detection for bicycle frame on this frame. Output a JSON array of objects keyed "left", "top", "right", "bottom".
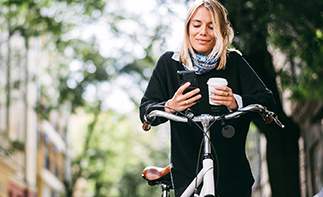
[{"left": 143, "top": 104, "right": 284, "bottom": 197}]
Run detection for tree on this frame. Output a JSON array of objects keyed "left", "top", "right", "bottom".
[
  {"left": 220, "top": 0, "right": 323, "bottom": 196},
  {"left": 42, "top": 1, "right": 184, "bottom": 196},
  {"left": 0, "top": 0, "right": 165, "bottom": 196},
  {"left": 68, "top": 107, "right": 171, "bottom": 196},
  {"left": 0, "top": 0, "right": 64, "bottom": 136}
]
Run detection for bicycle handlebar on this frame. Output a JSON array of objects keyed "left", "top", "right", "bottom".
[{"left": 142, "top": 104, "right": 285, "bottom": 131}]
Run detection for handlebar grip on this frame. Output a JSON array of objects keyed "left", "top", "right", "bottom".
[{"left": 142, "top": 122, "right": 152, "bottom": 131}]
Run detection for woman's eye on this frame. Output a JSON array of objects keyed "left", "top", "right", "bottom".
[
  {"left": 209, "top": 26, "right": 214, "bottom": 30},
  {"left": 193, "top": 25, "right": 200, "bottom": 28}
]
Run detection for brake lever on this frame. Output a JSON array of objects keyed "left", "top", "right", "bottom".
[
  {"left": 266, "top": 111, "right": 285, "bottom": 128},
  {"left": 258, "top": 106, "right": 273, "bottom": 124},
  {"left": 272, "top": 114, "right": 285, "bottom": 128},
  {"left": 260, "top": 113, "right": 274, "bottom": 124}
]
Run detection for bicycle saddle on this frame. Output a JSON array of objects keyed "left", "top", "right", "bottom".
[{"left": 142, "top": 165, "right": 172, "bottom": 187}]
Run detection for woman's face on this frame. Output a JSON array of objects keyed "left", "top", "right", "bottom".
[{"left": 189, "top": 6, "right": 215, "bottom": 56}]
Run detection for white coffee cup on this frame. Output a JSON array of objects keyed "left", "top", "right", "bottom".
[{"left": 207, "top": 78, "right": 228, "bottom": 105}]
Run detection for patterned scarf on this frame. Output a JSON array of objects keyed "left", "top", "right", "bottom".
[{"left": 188, "top": 50, "right": 218, "bottom": 74}]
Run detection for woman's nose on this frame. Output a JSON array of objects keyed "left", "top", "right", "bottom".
[{"left": 199, "top": 26, "right": 207, "bottom": 35}]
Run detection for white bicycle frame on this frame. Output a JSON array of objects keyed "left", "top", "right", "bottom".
[{"left": 144, "top": 104, "right": 284, "bottom": 197}]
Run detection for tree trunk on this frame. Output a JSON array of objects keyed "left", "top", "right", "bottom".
[
  {"left": 6, "top": 20, "right": 12, "bottom": 137},
  {"left": 69, "top": 103, "right": 102, "bottom": 196},
  {"left": 245, "top": 43, "right": 301, "bottom": 197}
]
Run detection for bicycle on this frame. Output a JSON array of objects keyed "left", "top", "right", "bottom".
[{"left": 141, "top": 104, "right": 285, "bottom": 197}]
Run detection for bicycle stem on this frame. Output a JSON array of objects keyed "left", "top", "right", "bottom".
[
  {"left": 200, "top": 114, "right": 214, "bottom": 156},
  {"left": 199, "top": 115, "right": 216, "bottom": 197}
]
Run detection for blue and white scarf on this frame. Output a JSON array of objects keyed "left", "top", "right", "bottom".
[{"left": 188, "top": 50, "right": 218, "bottom": 74}]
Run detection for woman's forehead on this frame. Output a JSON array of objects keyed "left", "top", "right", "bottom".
[{"left": 191, "top": 7, "right": 213, "bottom": 22}]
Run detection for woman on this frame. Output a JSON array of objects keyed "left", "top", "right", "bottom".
[{"left": 139, "top": 0, "right": 275, "bottom": 196}]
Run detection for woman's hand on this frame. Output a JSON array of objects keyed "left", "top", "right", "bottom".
[
  {"left": 165, "top": 82, "right": 201, "bottom": 113},
  {"left": 210, "top": 86, "right": 238, "bottom": 110}
]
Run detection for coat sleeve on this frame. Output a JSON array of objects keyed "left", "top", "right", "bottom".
[
  {"left": 139, "top": 52, "right": 176, "bottom": 126},
  {"left": 237, "top": 54, "right": 276, "bottom": 111},
  {"left": 227, "top": 52, "right": 276, "bottom": 122}
]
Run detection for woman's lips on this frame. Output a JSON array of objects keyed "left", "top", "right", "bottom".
[{"left": 196, "top": 39, "right": 210, "bottom": 44}]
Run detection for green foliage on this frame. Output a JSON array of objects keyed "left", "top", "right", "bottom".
[
  {"left": 0, "top": 140, "right": 25, "bottom": 157},
  {"left": 265, "top": 0, "right": 323, "bottom": 102},
  {"left": 2, "top": 0, "right": 175, "bottom": 195},
  {"left": 69, "top": 109, "right": 170, "bottom": 196},
  {"left": 3, "top": 0, "right": 63, "bottom": 38},
  {"left": 220, "top": 0, "right": 323, "bottom": 103},
  {"left": 54, "top": 38, "right": 114, "bottom": 112}
]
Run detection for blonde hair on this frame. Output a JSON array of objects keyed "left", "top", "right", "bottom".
[{"left": 179, "top": 0, "right": 234, "bottom": 70}]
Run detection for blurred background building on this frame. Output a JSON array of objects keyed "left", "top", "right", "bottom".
[{"left": 0, "top": 31, "right": 71, "bottom": 196}]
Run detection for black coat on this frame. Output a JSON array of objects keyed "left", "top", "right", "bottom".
[{"left": 139, "top": 51, "right": 275, "bottom": 196}]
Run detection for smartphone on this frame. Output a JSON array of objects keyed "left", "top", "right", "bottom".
[{"left": 177, "top": 70, "right": 199, "bottom": 94}]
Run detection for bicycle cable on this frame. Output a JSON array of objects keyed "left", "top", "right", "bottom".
[
  {"left": 193, "top": 136, "right": 221, "bottom": 196},
  {"left": 194, "top": 137, "right": 204, "bottom": 195}
]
